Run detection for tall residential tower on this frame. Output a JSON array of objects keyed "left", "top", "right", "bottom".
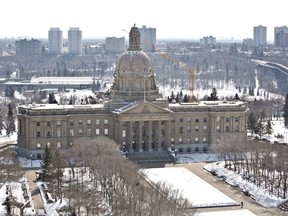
[
  {"left": 253, "top": 25, "right": 267, "bottom": 47},
  {"left": 68, "top": 27, "right": 82, "bottom": 55},
  {"left": 138, "top": 25, "right": 156, "bottom": 52},
  {"left": 48, "top": 27, "right": 63, "bottom": 55}
]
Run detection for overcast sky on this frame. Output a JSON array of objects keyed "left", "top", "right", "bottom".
[{"left": 1, "top": 0, "right": 287, "bottom": 41}]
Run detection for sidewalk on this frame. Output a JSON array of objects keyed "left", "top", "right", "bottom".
[{"left": 25, "top": 170, "right": 44, "bottom": 210}]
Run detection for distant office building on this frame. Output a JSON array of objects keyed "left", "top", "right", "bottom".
[
  {"left": 243, "top": 38, "right": 253, "bottom": 47},
  {"left": 15, "top": 38, "right": 43, "bottom": 56},
  {"left": 48, "top": 27, "right": 63, "bottom": 55},
  {"left": 274, "top": 26, "right": 288, "bottom": 48},
  {"left": 200, "top": 36, "right": 216, "bottom": 47},
  {"left": 138, "top": 25, "right": 156, "bottom": 52},
  {"left": 105, "top": 37, "right": 125, "bottom": 54},
  {"left": 68, "top": 27, "right": 82, "bottom": 55},
  {"left": 253, "top": 25, "right": 267, "bottom": 46}
]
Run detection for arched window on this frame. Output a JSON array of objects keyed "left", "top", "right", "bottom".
[
  {"left": 47, "top": 142, "right": 51, "bottom": 148},
  {"left": 36, "top": 143, "right": 41, "bottom": 149},
  {"left": 57, "top": 142, "right": 62, "bottom": 149}
]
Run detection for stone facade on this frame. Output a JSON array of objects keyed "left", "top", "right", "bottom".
[{"left": 17, "top": 25, "right": 248, "bottom": 158}]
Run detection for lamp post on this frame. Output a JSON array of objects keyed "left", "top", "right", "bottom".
[{"left": 30, "top": 155, "right": 33, "bottom": 166}]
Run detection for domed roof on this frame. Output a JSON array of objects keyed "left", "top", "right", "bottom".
[
  {"left": 115, "top": 24, "right": 153, "bottom": 76},
  {"left": 116, "top": 50, "right": 153, "bottom": 76}
]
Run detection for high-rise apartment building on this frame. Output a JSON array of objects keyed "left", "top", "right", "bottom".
[
  {"left": 200, "top": 36, "right": 216, "bottom": 47},
  {"left": 253, "top": 25, "right": 267, "bottom": 46},
  {"left": 15, "top": 39, "right": 43, "bottom": 56},
  {"left": 274, "top": 26, "right": 288, "bottom": 48},
  {"left": 138, "top": 25, "right": 156, "bottom": 52},
  {"left": 68, "top": 27, "right": 82, "bottom": 55},
  {"left": 48, "top": 28, "right": 63, "bottom": 55},
  {"left": 105, "top": 37, "right": 125, "bottom": 54}
]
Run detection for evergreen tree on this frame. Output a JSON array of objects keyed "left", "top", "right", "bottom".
[
  {"left": 235, "top": 93, "right": 240, "bottom": 101},
  {"left": 284, "top": 93, "right": 288, "bottom": 127},
  {"left": 41, "top": 145, "right": 53, "bottom": 181},
  {"left": 2, "top": 197, "right": 11, "bottom": 216},
  {"left": 265, "top": 120, "right": 273, "bottom": 135},
  {"left": 255, "top": 121, "right": 264, "bottom": 137},
  {"left": 0, "top": 112, "right": 4, "bottom": 135},
  {"left": 208, "top": 88, "right": 218, "bottom": 101},
  {"left": 5, "top": 103, "right": 16, "bottom": 137},
  {"left": 247, "top": 112, "right": 257, "bottom": 135}
]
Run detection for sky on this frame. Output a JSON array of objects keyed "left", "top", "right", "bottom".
[{"left": 1, "top": 0, "right": 287, "bottom": 41}]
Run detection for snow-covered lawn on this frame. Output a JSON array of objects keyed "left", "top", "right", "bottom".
[
  {"left": 197, "top": 209, "right": 256, "bottom": 216},
  {"left": 141, "top": 167, "right": 239, "bottom": 208}
]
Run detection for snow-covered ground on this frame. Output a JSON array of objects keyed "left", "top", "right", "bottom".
[
  {"left": 197, "top": 209, "right": 256, "bottom": 216},
  {"left": 141, "top": 167, "right": 239, "bottom": 208}
]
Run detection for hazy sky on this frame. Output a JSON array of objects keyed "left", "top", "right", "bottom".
[{"left": 1, "top": 0, "right": 287, "bottom": 41}]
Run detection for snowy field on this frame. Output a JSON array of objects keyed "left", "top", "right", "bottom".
[
  {"left": 141, "top": 167, "right": 239, "bottom": 208},
  {"left": 197, "top": 209, "right": 256, "bottom": 216}
]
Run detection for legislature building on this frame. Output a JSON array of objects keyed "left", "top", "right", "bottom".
[{"left": 17, "top": 25, "right": 248, "bottom": 159}]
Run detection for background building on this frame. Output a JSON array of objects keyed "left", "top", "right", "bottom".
[
  {"left": 15, "top": 38, "right": 43, "bottom": 56},
  {"left": 274, "top": 26, "right": 288, "bottom": 48},
  {"left": 105, "top": 37, "right": 125, "bottom": 54},
  {"left": 68, "top": 27, "right": 82, "bottom": 55},
  {"left": 200, "top": 36, "right": 216, "bottom": 47},
  {"left": 138, "top": 25, "right": 156, "bottom": 52},
  {"left": 48, "top": 27, "right": 63, "bottom": 55},
  {"left": 253, "top": 25, "right": 267, "bottom": 47}
]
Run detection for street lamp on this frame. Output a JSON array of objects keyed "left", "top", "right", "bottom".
[{"left": 30, "top": 155, "right": 33, "bottom": 166}]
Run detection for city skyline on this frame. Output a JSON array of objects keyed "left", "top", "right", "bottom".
[{"left": 1, "top": 0, "right": 287, "bottom": 41}]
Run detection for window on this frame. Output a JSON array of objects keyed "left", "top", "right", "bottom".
[
  {"left": 70, "top": 129, "right": 74, "bottom": 137},
  {"left": 203, "top": 147, "right": 208, "bottom": 152},
  {"left": 47, "top": 142, "right": 51, "bottom": 148},
  {"left": 96, "top": 128, "right": 100, "bottom": 135},
  {"left": 171, "top": 137, "right": 175, "bottom": 144},
  {"left": 122, "top": 130, "right": 126, "bottom": 138},
  {"left": 195, "top": 118, "right": 199, "bottom": 123},
  {"left": 47, "top": 122, "right": 51, "bottom": 127},
  {"left": 79, "top": 129, "right": 83, "bottom": 136},
  {"left": 57, "top": 129, "right": 61, "bottom": 138},
  {"left": 70, "top": 120, "right": 74, "bottom": 126},
  {"left": 226, "top": 117, "right": 229, "bottom": 122},
  {"left": 87, "top": 120, "right": 92, "bottom": 125},
  {"left": 79, "top": 120, "right": 83, "bottom": 126},
  {"left": 179, "top": 137, "right": 183, "bottom": 144},
  {"left": 36, "top": 122, "right": 40, "bottom": 126},
  {"left": 37, "top": 132, "right": 41, "bottom": 137},
  {"left": 104, "top": 119, "right": 109, "bottom": 125},
  {"left": 186, "top": 126, "right": 191, "bottom": 133},
  {"left": 226, "top": 126, "right": 230, "bottom": 132},
  {"left": 195, "top": 147, "right": 199, "bottom": 152},
  {"left": 187, "top": 147, "right": 191, "bottom": 152},
  {"left": 36, "top": 143, "right": 41, "bottom": 149},
  {"left": 171, "top": 128, "right": 175, "bottom": 135},
  {"left": 179, "top": 118, "right": 183, "bottom": 123},
  {"left": 195, "top": 126, "right": 199, "bottom": 132},
  {"left": 235, "top": 126, "right": 239, "bottom": 132},
  {"left": 179, "top": 148, "right": 183, "bottom": 153},
  {"left": 187, "top": 117, "right": 191, "bottom": 122},
  {"left": 216, "top": 125, "right": 220, "bottom": 132},
  {"left": 203, "top": 117, "right": 207, "bottom": 123},
  {"left": 203, "top": 126, "right": 207, "bottom": 132},
  {"left": 179, "top": 127, "right": 183, "bottom": 134},
  {"left": 216, "top": 116, "right": 221, "bottom": 122},
  {"left": 87, "top": 128, "right": 92, "bottom": 136},
  {"left": 203, "top": 137, "right": 207, "bottom": 143},
  {"left": 235, "top": 117, "right": 239, "bottom": 122},
  {"left": 172, "top": 118, "right": 175, "bottom": 123},
  {"left": 57, "top": 121, "right": 61, "bottom": 126},
  {"left": 195, "top": 137, "right": 199, "bottom": 143},
  {"left": 47, "top": 132, "right": 51, "bottom": 137},
  {"left": 96, "top": 119, "right": 100, "bottom": 125},
  {"left": 104, "top": 128, "right": 109, "bottom": 136},
  {"left": 187, "top": 137, "right": 191, "bottom": 143},
  {"left": 57, "top": 142, "right": 62, "bottom": 149}
]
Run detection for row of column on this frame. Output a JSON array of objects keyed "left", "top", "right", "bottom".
[{"left": 116, "top": 120, "right": 171, "bottom": 152}]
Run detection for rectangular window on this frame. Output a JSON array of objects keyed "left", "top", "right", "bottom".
[
  {"left": 203, "top": 117, "right": 207, "bottom": 123},
  {"left": 195, "top": 118, "right": 199, "bottom": 123},
  {"left": 79, "top": 129, "right": 83, "bottom": 136},
  {"left": 96, "top": 119, "right": 100, "bottom": 125},
  {"left": 203, "top": 137, "right": 207, "bottom": 143},
  {"left": 226, "top": 126, "right": 230, "bottom": 132},
  {"left": 79, "top": 120, "right": 83, "bottom": 126},
  {"left": 179, "top": 118, "right": 183, "bottom": 123},
  {"left": 57, "top": 129, "right": 61, "bottom": 138},
  {"left": 47, "top": 132, "right": 51, "bottom": 137},
  {"left": 70, "top": 120, "right": 74, "bottom": 126},
  {"left": 172, "top": 118, "right": 175, "bottom": 123},
  {"left": 179, "top": 127, "right": 183, "bottom": 134},
  {"left": 104, "top": 119, "right": 109, "bottom": 125},
  {"left": 122, "top": 130, "right": 126, "bottom": 138},
  {"left": 195, "top": 126, "right": 199, "bottom": 132},
  {"left": 187, "top": 137, "right": 191, "bottom": 143},
  {"left": 37, "top": 131, "right": 41, "bottom": 137},
  {"left": 235, "top": 117, "right": 239, "bottom": 122},
  {"left": 186, "top": 126, "right": 191, "bottom": 133},
  {"left": 70, "top": 129, "right": 74, "bottom": 137},
  {"left": 187, "top": 117, "right": 191, "bottom": 122},
  {"left": 216, "top": 125, "right": 220, "bottom": 132},
  {"left": 235, "top": 126, "right": 239, "bottom": 132},
  {"left": 216, "top": 117, "right": 221, "bottom": 122},
  {"left": 57, "top": 121, "right": 61, "bottom": 126},
  {"left": 179, "top": 137, "right": 183, "bottom": 144},
  {"left": 171, "top": 128, "right": 175, "bottom": 135},
  {"left": 104, "top": 128, "right": 108, "bottom": 135},
  {"left": 171, "top": 137, "right": 175, "bottom": 144},
  {"left": 47, "top": 122, "right": 51, "bottom": 127},
  {"left": 36, "top": 122, "right": 40, "bottom": 126},
  {"left": 87, "top": 120, "right": 92, "bottom": 125},
  {"left": 87, "top": 128, "right": 92, "bottom": 136},
  {"left": 226, "top": 117, "right": 229, "bottom": 122},
  {"left": 96, "top": 128, "right": 100, "bottom": 135},
  {"left": 203, "top": 125, "right": 207, "bottom": 132},
  {"left": 195, "top": 137, "right": 199, "bottom": 143}
]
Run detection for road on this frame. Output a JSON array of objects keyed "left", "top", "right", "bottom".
[{"left": 165, "top": 163, "right": 283, "bottom": 216}]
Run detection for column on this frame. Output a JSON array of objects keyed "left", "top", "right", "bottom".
[
  {"left": 157, "top": 121, "right": 161, "bottom": 148},
  {"left": 139, "top": 121, "right": 143, "bottom": 152},
  {"left": 118, "top": 121, "right": 123, "bottom": 146},
  {"left": 129, "top": 121, "right": 133, "bottom": 152},
  {"left": 148, "top": 121, "right": 152, "bottom": 152}
]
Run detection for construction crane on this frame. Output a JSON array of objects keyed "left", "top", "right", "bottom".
[{"left": 159, "top": 52, "right": 195, "bottom": 102}]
